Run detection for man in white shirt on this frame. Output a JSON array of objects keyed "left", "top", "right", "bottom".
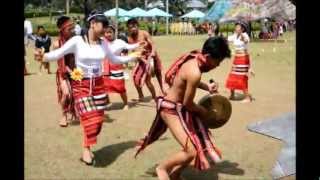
[
  {"left": 24, "top": 18, "right": 34, "bottom": 75},
  {"left": 24, "top": 18, "right": 34, "bottom": 45},
  {"left": 74, "top": 20, "right": 82, "bottom": 36}
]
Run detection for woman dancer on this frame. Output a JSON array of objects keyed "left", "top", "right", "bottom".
[
  {"left": 103, "top": 25, "right": 143, "bottom": 110},
  {"left": 226, "top": 21, "right": 254, "bottom": 103},
  {"left": 35, "top": 11, "right": 142, "bottom": 165}
]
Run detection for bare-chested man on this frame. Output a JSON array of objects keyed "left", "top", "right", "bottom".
[
  {"left": 135, "top": 37, "right": 231, "bottom": 180},
  {"left": 126, "top": 18, "right": 165, "bottom": 102},
  {"left": 53, "top": 16, "right": 77, "bottom": 127}
]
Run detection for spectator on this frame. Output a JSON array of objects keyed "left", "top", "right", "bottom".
[
  {"left": 214, "top": 22, "right": 220, "bottom": 37},
  {"left": 207, "top": 22, "right": 213, "bottom": 37},
  {"left": 74, "top": 19, "right": 82, "bottom": 35},
  {"left": 35, "top": 26, "right": 52, "bottom": 74},
  {"left": 279, "top": 23, "right": 284, "bottom": 36},
  {"left": 24, "top": 18, "right": 34, "bottom": 75}
]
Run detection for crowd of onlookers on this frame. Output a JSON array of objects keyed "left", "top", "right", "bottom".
[
  {"left": 24, "top": 16, "right": 295, "bottom": 75},
  {"left": 24, "top": 16, "right": 81, "bottom": 75},
  {"left": 258, "top": 19, "right": 296, "bottom": 39}
]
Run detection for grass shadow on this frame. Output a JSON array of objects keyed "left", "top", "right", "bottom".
[
  {"left": 142, "top": 160, "right": 245, "bottom": 179},
  {"left": 129, "top": 96, "right": 155, "bottom": 109},
  {"left": 105, "top": 102, "right": 125, "bottom": 111},
  {"left": 182, "top": 160, "right": 245, "bottom": 180},
  {"left": 103, "top": 114, "right": 116, "bottom": 123},
  {"left": 24, "top": 72, "right": 37, "bottom": 76},
  {"left": 230, "top": 93, "right": 256, "bottom": 102},
  {"left": 231, "top": 93, "right": 246, "bottom": 101},
  {"left": 93, "top": 140, "right": 137, "bottom": 168},
  {"left": 131, "top": 96, "right": 153, "bottom": 103},
  {"left": 69, "top": 120, "right": 80, "bottom": 126}
]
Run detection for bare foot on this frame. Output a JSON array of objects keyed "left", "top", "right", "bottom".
[
  {"left": 122, "top": 105, "right": 129, "bottom": 110},
  {"left": 81, "top": 149, "right": 93, "bottom": 165},
  {"left": 90, "top": 151, "right": 95, "bottom": 158},
  {"left": 156, "top": 166, "right": 170, "bottom": 180},
  {"left": 59, "top": 116, "right": 68, "bottom": 127},
  {"left": 240, "top": 97, "right": 252, "bottom": 103}
]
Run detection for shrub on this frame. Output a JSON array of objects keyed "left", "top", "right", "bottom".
[{"left": 25, "top": 11, "right": 62, "bottom": 18}]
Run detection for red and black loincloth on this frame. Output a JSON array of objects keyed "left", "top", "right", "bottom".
[
  {"left": 56, "top": 36, "right": 76, "bottom": 117},
  {"left": 225, "top": 54, "right": 250, "bottom": 91},
  {"left": 71, "top": 76, "right": 108, "bottom": 147},
  {"left": 132, "top": 45, "right": 163, "bottom": 89},
  {"left": 135, "top": 96, "right": 222, "bottom": 171}
]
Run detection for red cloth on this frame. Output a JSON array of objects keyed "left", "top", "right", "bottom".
[
  {"left": 225, "top": 54, "right": 250, "bottom": 90},
  {"left": 132, "top": 60, "right": 150, "bottom": 88},
  {"left": 128, "top": 31, "right": 163, "bottom": 89},
  {"left": 132, "top": 52, "right": 163, "bottom": 88},
  {"left": 103, "top": 60, "right": 126, "bottom": 94},
  {"left": 71, "top": 77, "right": 107, "bottom": 147},
  {"left": 135, "top": 97, "right": 222, "bottom": 171},
  {"left": 165, "top": 50, "right": 208, "bottom": 86}
]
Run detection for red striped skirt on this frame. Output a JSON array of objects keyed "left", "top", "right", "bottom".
[
  {"left": 103, "top": 72, "right": 126, "bottom": 94},
  {"left": 71, "top": 76, "right": 107, "bottom": 147},
  {"left": 225, "top": 54, "right": 250, "bottom": 91}
]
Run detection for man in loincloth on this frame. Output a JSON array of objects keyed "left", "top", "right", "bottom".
[
  {"left": 53, "top": 16, "right": 77, "bottom": 127},
  {"left": 126, "top": 18, "right": 165, "bottom": 102},
  {"left": 135, "top": 37, "right": 231, "bottom": 180}
]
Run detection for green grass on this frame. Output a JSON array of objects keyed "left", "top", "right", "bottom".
[
  {"left": 25, "top": 32, "right": 295, "bottom": 180},
  {"left": 28, "top": 13, "right": 84, "bottom": 34}
]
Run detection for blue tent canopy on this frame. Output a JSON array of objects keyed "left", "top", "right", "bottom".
[
  {"left": 127, "top": 7, "right": 149, "bottom": 17},
  {"left": 202, "top": 0, "right": 296, "bottom": 23},
  {"left": 145, "top": 8, "right": 172, "bottom": 17},
  {"left": 181, "top": 9, "right": 205, "bottom": 19},
  {"left": 104, "top": 8, "right": 129, "bottom": 17},
  {"left": 201, "top": 0, "right": 232, "bottom": 22}
]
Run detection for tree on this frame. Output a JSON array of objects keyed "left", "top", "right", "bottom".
[
  {"left": 66, "top": 0, "right": 70, "bottom": 14},
  {"left": 169, "top": 0, "right": 187, "bottom": 16}
]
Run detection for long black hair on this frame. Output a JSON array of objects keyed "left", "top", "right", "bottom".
[
  {"left": 86, "top": 10, "right": 109, "bottom": 28},
  {"left": 82, "top": 10, "right": 109, "bottom": 44},
  {"left": 235, "top": 21, "right": 248, "bottom": 33}
]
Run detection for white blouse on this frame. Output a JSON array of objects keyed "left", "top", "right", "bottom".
[
  {"left": 44, "top": 36, "right": 136, "bottom": 78},
  {"left": 227, "top": 32, "right": 250, "bottom": 51}
]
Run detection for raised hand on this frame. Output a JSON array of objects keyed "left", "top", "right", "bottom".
[
  {"left": 208, "top": 79, "right": 219, "bottom": 94},
  {"left": 208, "top": 82, "right": 219, "bottom": 94}
]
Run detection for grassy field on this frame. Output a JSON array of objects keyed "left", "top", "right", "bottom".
[{"left": 25, "top": 32, "right": 295, "bottom": 180}]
